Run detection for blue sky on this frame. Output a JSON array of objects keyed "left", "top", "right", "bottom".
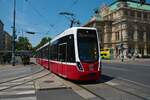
[{"left": 0, "top": 0, "right": 149, "bottom": 47}]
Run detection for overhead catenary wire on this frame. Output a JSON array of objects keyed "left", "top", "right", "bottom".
[
  {"left": 25, "top": 0, "right": 55, "bottom": 35},
  {"left": 24, "top": 0, "right": 80, "bottom": 36}
]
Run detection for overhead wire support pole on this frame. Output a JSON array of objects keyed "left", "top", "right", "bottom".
[
  {"left": 59, "top": 12, "right": 80, "bottom": 28},
  {"left": 12, "top": 0, "right": 16, "bottom": 66}
]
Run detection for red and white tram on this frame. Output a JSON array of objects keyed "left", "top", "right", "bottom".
[{"left": 35, "top": 27, "right": 102, "bottom": 81}]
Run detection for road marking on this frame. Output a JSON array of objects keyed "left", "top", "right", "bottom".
[
  {"left": 118, "top": 77, "right": 150, "bottom": 89},
  {"left": 17, "top": 90, "right": 35, "bottom": 95},
  {"left": 0, "top": 86, "right": 7, "bottom": 90},
  {"left": 106, "top": 81, "right": 118, "bottom": 86},
  {"left": 74, "top": 89, "right": 97, "bottom": 99}
]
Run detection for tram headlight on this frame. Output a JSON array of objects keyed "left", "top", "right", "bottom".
[{"left": 76, "top": 62, "right": 84, "bottom": 71}]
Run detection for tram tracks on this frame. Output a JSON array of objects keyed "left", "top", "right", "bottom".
[
  {"left": 0, "top": 68, "right": 50, "bottom": 92},
  {"left": 55, "top": 74, "right": 150, "bottom": 100},
  {"left": 0, "top": 68, "right": 45, "bottom": 85},
  {"left": 103, "top": 81, "right": 149, "bottom": 100},
  {"left": 80, "top": 82, "right": 149, "bottom": 100},
  {"left": 79, "top": 78, "right": 150, "bottom": 100}
]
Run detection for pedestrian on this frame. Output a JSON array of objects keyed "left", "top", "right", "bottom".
[{"left": 132, "top": 50, "right": 137, "bottom": 60}]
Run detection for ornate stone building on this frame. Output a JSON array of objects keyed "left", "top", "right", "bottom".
[{"left": 84, "top": 1, "right": 150, "bottom": 58}]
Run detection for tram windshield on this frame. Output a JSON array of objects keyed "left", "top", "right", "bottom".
[{"left": 77, "top": 29, "right": 99, "bottom": 62}]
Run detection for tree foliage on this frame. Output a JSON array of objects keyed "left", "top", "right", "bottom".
[
  {"left": 16, "top": 36, "right": 32, "bottom": 51},
  {"left": 34, "top": 37, "right": 51, "bottom": 50}
]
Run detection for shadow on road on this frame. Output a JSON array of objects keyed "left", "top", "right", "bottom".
[
  {"left": 101, "top": 74, "right": 114, "bottom": 83},
  {"left": 72, "top": 74, "right": 114, "bottom": 85}
]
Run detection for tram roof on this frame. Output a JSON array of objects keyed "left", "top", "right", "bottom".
[
  {"left": 36, "top": 42, "right": 49, "bottom": 51},
  {"left": 51, "top": 27, "right": 96, "bottom": 43},
  {"left": 36, "top": 27, "right": 96, "bottom": 51}
]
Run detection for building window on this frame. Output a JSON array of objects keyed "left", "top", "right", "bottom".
[
  {"left": 115, "top": 32, "right": 120, "bottom": 41},
  {"left": 123, "top": 10, "right": 128, "bottom": 16},
  {"left": 104, "top": 16, "right": 108, "bottom": 20},
  {"left": 137, "top": 12, "right": 141, "bottom": 18},
  {"left": 130, "top": 10, "right": 135, "bottom": 17},
  {"left": 143, "top": 13, "right": 147, "bottom": 20},
  {"left": 147, "top": 32, "right": 150, "bottom": 41},
  {"left": 138, "top": 32, "right": 144, "bottom": 41},
  {"left": 128, "top": 32, "right": 134, "bottom": 41},
  {"left": 110, "top": 14, "right": 113, "bottom": 20}
]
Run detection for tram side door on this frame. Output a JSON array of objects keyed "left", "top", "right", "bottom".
[{"left": 58, "top": 43, "right": 67, "bottom": 77}]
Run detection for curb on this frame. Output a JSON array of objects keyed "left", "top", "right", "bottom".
[{"left": 102, "top": 59, "right": 150, "bottom": 65}]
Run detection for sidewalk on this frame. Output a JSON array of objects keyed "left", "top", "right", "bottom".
[
  {"left": 0, "top": 64, "right": 22, "bottom": 69},
  {"left": 102, "top": 58, "right": 150, "bottom": 65},
  {"left": 35, "top": 73, "right": 85, "bottom": 100},
  {"left": 0, "top": 62, "right": 36, "bottom": 70}
]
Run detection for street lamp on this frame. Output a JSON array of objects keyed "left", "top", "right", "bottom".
[{"left": 12, "top": 0, "right": 16, "bottom": 66}]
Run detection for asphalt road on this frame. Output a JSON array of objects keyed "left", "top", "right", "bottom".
[
  {"left": 0, "top": 61, "right": 150, "bottom": 100},
  {"left": 102, "top": 61, "right": 150, "bottom": 87}
]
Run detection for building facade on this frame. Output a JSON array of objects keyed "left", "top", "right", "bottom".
[
  {"left": 0, "top": 20, "right": 12, "bottom": 63},
  {"left": 0, "top": 20, "right": 4, "bottom": 50},
  {"left": 0, "top": 20, "right": 4, "bottom": 33},
  {"left": 3, "top": 31, "right": 12, "bottom": 50},
  {"left": 84, "top": 1, "right": 150, "bottom": 59}
]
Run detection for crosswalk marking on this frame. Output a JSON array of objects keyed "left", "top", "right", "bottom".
[{"left": 0, "top": 82, "right": 36, "bottom": 100}]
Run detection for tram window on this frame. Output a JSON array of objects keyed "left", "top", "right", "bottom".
[
  {"left": 46, "top": 46, "right": 49, "bottom": 59},
  {"left": 58, "top": 43, "right": 67, "bottom": 62},
  {"left": 58, "top": 36, "right": 67, "bottom": 62},
  {"left": 77, "top": 29, "right": 99, "bottom": 62},
  {"left": 43, "top": 46, "right": 48, "bottom": 59},
  {"left": 40, "top": 50, "right": 42, "bottom": 58},
  {"left": 51, "top": 40, "right": 58, "bottom": 61},
  {"left": 50, "top": 46, "right": 52, "bottom": 60},
  {"left": 67, "top": 35, "right": 75, "bottom": 62},
  {"left": 58, "top": 35, "right": 75, "bottom": 63},
  {"left": 42, "top": 49, "right": 44, "bottom": 59},
  {"left": 42, "top": 50, "right": 43, "bottom": 58},
  {"left": 43, "top": 48, "right": 45, "bottom": 59},
  {"left": 50, "top": 35, "right": 75, "bottom": 62},
  {"left": 51, "top": 45, "right": 54, "bottom": 60},
  {"left": 54, "top": 45, "right": 58, "bottom": 60},
  {"left": 48, "top": 44, "right": 51, "bottom": 59}
]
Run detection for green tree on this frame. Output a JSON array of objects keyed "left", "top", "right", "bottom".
[
  {"left": 16, "top": 36, "right": 32, "bottom": 51},
  {"left": 32, "top": 37, "right": 51, "bottom": 56},
  {"left": 34, "top": 37, "right": 51, "bottom": 50}
]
